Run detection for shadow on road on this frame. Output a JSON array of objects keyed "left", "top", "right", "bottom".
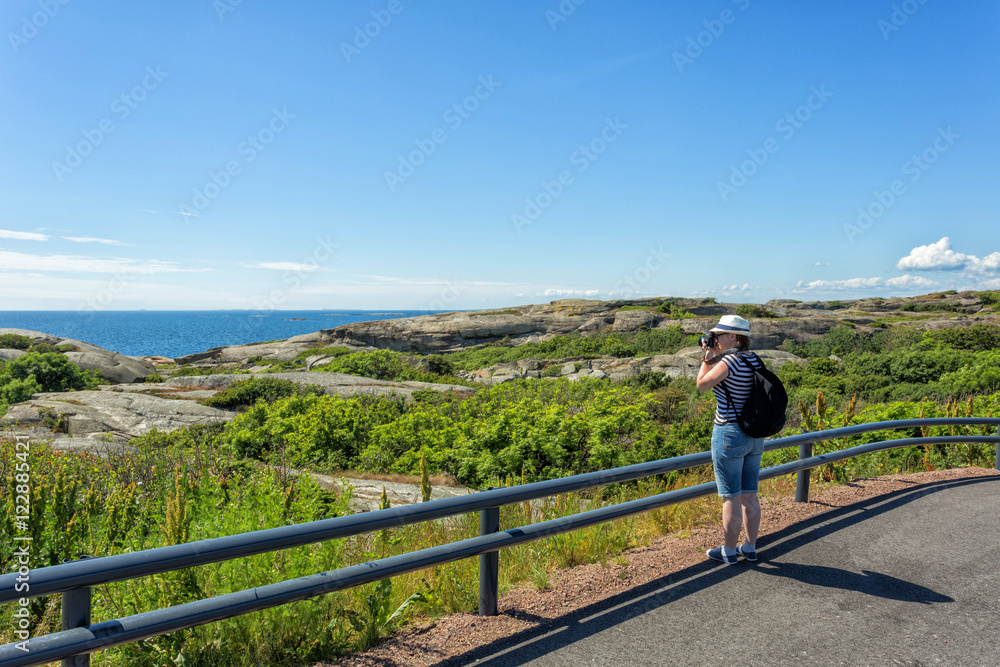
[
  {"left": 754, "top": 562, "right": 953, "bottom": 604},
  {"left": 438, "top": 474, "right": 992, "bottom": 667}
]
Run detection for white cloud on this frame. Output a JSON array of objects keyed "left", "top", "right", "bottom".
[
  {"left": 895, "top": 237, "right": 1000, "bottom": 275},
  {"left": 63, "top": 236, "right": 131, "bottom": 246},
  {"left": 349, "top": 274, "right": 518, "bottom": 287},
  {"left": 0, "top": 249, "right": 201, "bottom": 275},
  {"left": 886, "top": 274, "right": 937, "bottom": 288},
  {"left": 242, "top": 261, "right": 324, "bottom": 272},
  {"left": 538, "top": 288, "right": 601, "bottom": 297},
  {"left": 794, "top": 274, "right": 936, "bottom": 292},
  {"left": 896, "top": 237, "right": 970, "bottom": 271},
  {"left": 0, "top": 228, "right": 48, "bottom": 241},
  {"left": 969, "top": 251, "right": 1000, "bottom": 275}
]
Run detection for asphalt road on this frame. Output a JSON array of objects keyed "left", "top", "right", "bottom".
[{"left": 442, "top": 475, "right": 1000, "bottom": 666}]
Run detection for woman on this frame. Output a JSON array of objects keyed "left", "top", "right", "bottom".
[{"left": 696, "top": 314, "right": 764, "bottom": 565}]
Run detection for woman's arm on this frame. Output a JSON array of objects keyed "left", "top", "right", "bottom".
[{"left": 696, "top": 354, "right": 730, "bottom": 391}]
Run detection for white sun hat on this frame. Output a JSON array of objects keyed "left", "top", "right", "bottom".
[{"left": 709, "top": 314, "right": 751, "bottom": 335}]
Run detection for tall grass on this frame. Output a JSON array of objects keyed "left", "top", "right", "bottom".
[{"left": 3, "top": 393, "right": 997, "bottom": 666}]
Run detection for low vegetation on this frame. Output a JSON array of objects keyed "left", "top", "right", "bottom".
[
  {"left": 443, "top": 326, "right": 700, "bottom": 371},
  {"left": 0, "top": 351, "right": 103, "bottom": 414},
  {"left": 4, "top": 318, "right": 1000, "bottom": 665}
]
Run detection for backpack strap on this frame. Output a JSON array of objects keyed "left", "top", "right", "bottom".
[
  {"left": 717, "top": 352, "right": 746, "bottom": 423},
  {"left": 745, "top": 351, "right": 764, "bottom": 371}
]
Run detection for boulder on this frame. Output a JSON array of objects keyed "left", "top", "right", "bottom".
[
  {"left": 1, "top": 391, "right": 235, "bottom": 441},
  {"left": 0, "top": 328, "right": 155, "bottom": 383},
  {"left": 0, "top": 349, "right": 27, "bottom": 362},
  {"left": 65, "top": 350, "right": 155, "bottom": 384}
]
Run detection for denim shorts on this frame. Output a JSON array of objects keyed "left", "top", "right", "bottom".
[{"left": 710, "top": 423, "right": 765, "bottom": 498}]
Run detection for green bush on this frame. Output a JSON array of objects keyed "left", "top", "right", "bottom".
[
  {"left": 977, "top": 291, "right": 1000, "bottom": 312},
  {"left": 426, "top": 354, "right": 455, "bottom": 376},
  {"left": 443, "top": 327, "right": 698, "bottom": 371},
  {"left": 0, "top": 334, "right": 33, "bottom": 350},
  {"left": 925, "top": 323, "right": 1000, "bottom": 351},
  {"left": 735, "top": 304, "right": 778, "bottom": 319},
  {"left": 315, "top": 349, "right": 437, "bottom": 382},
  {"left": 0, "top": 351, "right": 102, "bottom": 394},
  {"left": 293, "top": 345, "right": 352, "bottom": 362},
  {"left": 202, "top": 377, "right": 325, "bottom": 411}
]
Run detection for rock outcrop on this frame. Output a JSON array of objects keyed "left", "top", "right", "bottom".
[
  {"left": 0, "top": 328, "right": 155, "bottom": 383},
  {"left": 159, "top": 372, "right": 473, "bottom": 400},
  {"left": 160, "top": 292, "right": 1000, "bottom": 370},
  {"left": 2, "top": 391, "right": 235, "bottom": 442},
  {"left": 462, "top": 349, "right": 802, "bottom": 385}
]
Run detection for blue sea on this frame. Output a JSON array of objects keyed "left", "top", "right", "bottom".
[{"left": 0, "top": 311, "right": 435, "bottom": 359}]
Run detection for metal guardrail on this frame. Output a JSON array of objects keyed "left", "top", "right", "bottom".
[{"left": 2, "top": 418, "right": 999, "bottom": 666}]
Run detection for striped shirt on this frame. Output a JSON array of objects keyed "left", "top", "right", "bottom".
[{"left": 712, "top": 352, "right": 758, "bottom": 425}]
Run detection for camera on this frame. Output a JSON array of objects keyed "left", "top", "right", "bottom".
[{"left": 699, "top": 332, "right": 717, "bottom": 349}]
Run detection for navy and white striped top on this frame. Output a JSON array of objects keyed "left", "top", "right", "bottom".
[{"left": 712, "top": 352, "right": 758, "bottom": 425}]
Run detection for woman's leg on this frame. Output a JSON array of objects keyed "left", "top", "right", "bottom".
[
  {"left": 722, "top": 498, "right": 743, "bottom": 549},
  {"left": 741, "top": 493, "right": 760, "bottom": 546}
]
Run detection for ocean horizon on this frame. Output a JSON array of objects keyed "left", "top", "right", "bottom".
[{"left": 0, "top": 310, "right": 438, "bottom": 359}]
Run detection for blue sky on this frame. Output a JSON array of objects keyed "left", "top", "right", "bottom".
[{"left": 1, "top": 0, "right": 998, "bottom": 311}]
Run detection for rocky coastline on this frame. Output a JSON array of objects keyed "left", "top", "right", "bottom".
[{"left": 3, "top": 291, "right": 997, "bottom": 446}]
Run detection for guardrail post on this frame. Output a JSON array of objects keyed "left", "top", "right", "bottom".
[
  {"left": 478, "top": 494, "right": 500, "bottom": 617},
  {"left": 61, "top": 555, "right": 93, "bottom": 667},
  {"left": 995, "top": 426, "right": 999, "bottom": 471},
  {"left": 795, "top": 442, "right": 813, "bottom": 503}
]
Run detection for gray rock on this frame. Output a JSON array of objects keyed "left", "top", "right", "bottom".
[
  {"left": 0, "top": 349, "right": 26, "bottom": 361},
  {"left": 163, "top": 372, "right": 474, "bottom": 401},
  {"left": 1, "top": 391, "right": 235, "bottom": 441},
  {"left": 0, "top": 328, "right": 155, "bottom": 383},
  {"left": 65, "top": 350, "right": 154, "bottom": 383}
]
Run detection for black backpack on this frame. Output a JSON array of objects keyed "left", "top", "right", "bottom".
[{"left": 721, "top": 352, "right": 788, "bottom": 438}]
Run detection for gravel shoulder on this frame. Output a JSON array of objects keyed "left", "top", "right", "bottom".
[{"left": 317, "top": 466, "right": 1000, "bottom": 666}]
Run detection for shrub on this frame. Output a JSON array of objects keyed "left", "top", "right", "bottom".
[
  {"left": 203, "top": 377, "right": 325, "bottom": 411},
  {"left": 977, "top": 291, "right": 1000, "bottom": 312},
  {"left": 0, "top": 334, "right": 33, "bottom": 350},
  {"left": 925, "top": 323, "right": 1000, "bottom": 352},
  {"left": 0, "top": 375, "right": 42, "bottom": 405},
  {"left": 654, "top": 299, "right": 694, "bottom": 318},
  {"left": 0, "top": 352, "right": 102, "bottom": 393},
  {"left": 426, "top": 354, "right": 455, "bottom": 376},
  {"left": 735, "top": 304, "right": 778, "bottom": 319},
  {"left": 541, "top": 364, "right": 564, "bottom": 378},
  {"left": 293, "top": 346, "right": 352, "bottom": 363}
]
